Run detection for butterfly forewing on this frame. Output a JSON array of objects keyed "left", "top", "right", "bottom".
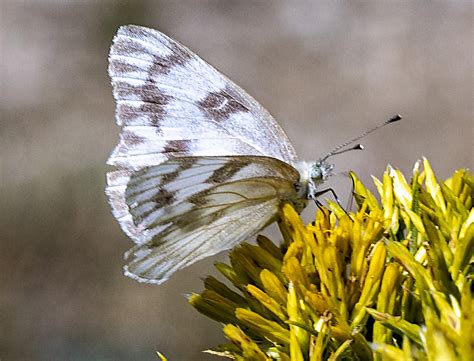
[{"left": 107, "top": 25, "right": 298, "bottom": 168}]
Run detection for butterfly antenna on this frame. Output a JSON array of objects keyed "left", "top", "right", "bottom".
[{"left": 320, "top": 114, "right": 402, "bottom": 162}]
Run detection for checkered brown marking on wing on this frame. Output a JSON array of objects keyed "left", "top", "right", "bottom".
[
  {"left": 206, "top": 158, "right": 251, "bottom": 184},
  {"left": 152, "top": 187, "right": 176, "bottom": 208},
  {"left": 198, "top": 87, "right": 249, "bottom": 123},
  {"left": 162, "top": 140, "right": 190, "bottom": 154},
  {"left": 147, "top": 41, "right": 193, "bottom": 76},
  {"left": 121, "top": 130, "right": 146, "bottom": 146},
  {"left": 160, "top": 158, "right": 196, "bottom": 185},
  {"left": 115, "top": 89, "right": 172, "bottom": 127}
]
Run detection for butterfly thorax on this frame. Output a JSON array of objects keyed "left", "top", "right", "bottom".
[{"left": 294, "top": 160, "right": 334, "bottom": 200}]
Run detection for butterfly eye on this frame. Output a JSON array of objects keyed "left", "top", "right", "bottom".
[{"left": 310, "top": 165, "right": 323, "bottom": 181}]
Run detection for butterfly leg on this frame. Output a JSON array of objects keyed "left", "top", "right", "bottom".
[
  {"left": 312, "top": 187, "right": 342, "bottom": 206},
  {"left": 314, "top": 199, "right": 325, "bottom": 212},
  {"left": 311, "top": 188, "right": 352, "bottom": 218}
]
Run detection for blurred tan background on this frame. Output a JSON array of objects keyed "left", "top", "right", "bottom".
[{"left": 1, "top": 1, "right": 472, "bottom": 360}]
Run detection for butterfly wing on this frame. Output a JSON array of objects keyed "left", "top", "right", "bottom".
[
  {"left": 106, "top": 25, "right": 300, "bottom": 245},
  {"left": 107, "top": 24, "right": 298, "bottom": 169},
  {"left": 122, "top": 156, "right": 303, "bottom": 284}
]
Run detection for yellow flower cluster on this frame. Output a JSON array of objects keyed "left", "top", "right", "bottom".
[{"left": 189, "top": 159, "right": 473, "bottom": 360}]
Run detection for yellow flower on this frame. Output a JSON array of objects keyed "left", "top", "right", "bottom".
[{"left": 189, "top": 159, "right": 473, "bottom": 360}]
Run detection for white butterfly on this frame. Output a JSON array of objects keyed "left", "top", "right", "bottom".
[{"left": 106, "top": 25, "right": 399, "bottom": 284}]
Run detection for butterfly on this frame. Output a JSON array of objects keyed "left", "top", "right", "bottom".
[{"left": 106, "top": 25, "right": 400, "bottom": 285}]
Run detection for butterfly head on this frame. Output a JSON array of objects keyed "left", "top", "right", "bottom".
[
  {"left": 310, "top": 160, "right": 334, "bottom": 185},
  {"left": 295, "top": 160, "right": 334, "bottom": 200}
]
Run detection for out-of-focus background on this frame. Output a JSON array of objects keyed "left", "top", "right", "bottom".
[{"left": 1, "top": 1, "right": 472, "bottom": 360}]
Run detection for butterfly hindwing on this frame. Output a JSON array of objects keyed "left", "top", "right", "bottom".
[
  {"left": 125, "top": 197, "right": 279, "bottom": 284},
  {"left": 123, "top": 156, "right": 302, "bottom": 284}
]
